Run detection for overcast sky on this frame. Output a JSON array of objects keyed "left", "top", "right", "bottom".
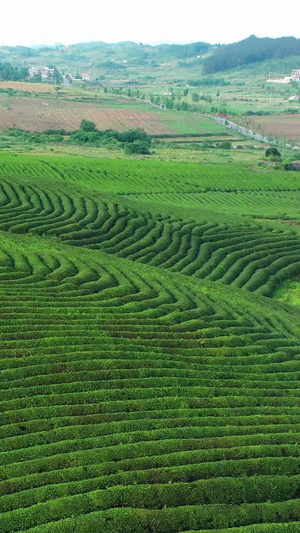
[{"left": 1, "top": 0, "right": 300, "bottom": 47}]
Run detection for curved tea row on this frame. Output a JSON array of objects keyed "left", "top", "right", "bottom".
[
  {"left": 1, "top": 154, "right": 300, "bottom": 531},
  {"left": 0, "top": 177, "right": 299, "bottom": 299},
  {"left": 0, "top": 233, "right": 300, "bottom": 531}
]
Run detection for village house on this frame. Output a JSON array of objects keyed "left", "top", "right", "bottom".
[
  {"left": 266, "top": 68, "right": 300, "bottom": 84},
  {"left": 81, "top": 71, "right": 90, "bottom": 81},
  {"left": 28, "top": 67, "right": 40, "bottom": 78},
  {"left": 40, "top": 67, "right": 55, "bottom": 80},
  {"left": 28, "top": 67, "right": 55, "bottom": 79},
  {"left": 291, "top": 69, "right": 300, "bottom": 82}
]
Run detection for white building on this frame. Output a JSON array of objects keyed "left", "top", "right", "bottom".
[
  {"left": 40, "top": 67, "right": 55, "bottom": 79},
  {"left": 81, "top": 71, "right": 90, "bottom": 81},
  {"left": 28, "top": 67, "right": 40, "bottom": 77},
  {"left": 266, "top": 77, "right": 291, "bottom": 84},
  {"left": 28, "top": 67, "right": 55, "bottom": 79},
  {"left": 291, "top": 69, "right": 300, "bottom": 82}
]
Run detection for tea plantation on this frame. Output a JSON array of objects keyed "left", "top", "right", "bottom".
[{"left": 1, "top": 154, "right": 300, "bottom": 532}]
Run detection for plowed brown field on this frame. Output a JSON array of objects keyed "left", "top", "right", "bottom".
[
  {"left": 0, "top": 96, "right": 175, "bottom": 133},
  {"left": 251, "top": 114, "right": 300, "bottom": 143}
]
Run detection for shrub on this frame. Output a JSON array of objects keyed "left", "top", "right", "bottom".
[
  {"left": 265, "top": 147, "right": 281, "bottom": 159},
  {"left": 219, "top": 141, "right": 232, "bottom": 149},
  {"left": 80, "top": 120, "right": 97, "bottom": 132},
  {"left": 117, "top": 128, "right": 151, "bottom": 144},
  {"left": 125, "top": 141, "right": 151, "bottom": 155}
]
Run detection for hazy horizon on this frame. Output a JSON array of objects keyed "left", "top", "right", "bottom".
[
  {"left": 9, "top": 34, "right": 300, "bottom": 50},
  {"left": 1, "top": 0, "right": 299, "bottom": 49}
]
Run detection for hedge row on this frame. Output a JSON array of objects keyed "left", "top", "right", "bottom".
[{"left": 5, "top": 500, "right": 300, "bottom": 533}]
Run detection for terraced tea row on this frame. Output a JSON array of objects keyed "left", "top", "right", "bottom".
[
  {"left": 0, "top": 176, "right": 299, "bottom": 299},
  {"left": 2, "top": 153, "right": 300, "bottom": 532},
  {"left": 128, "top": 190, "right": 300, "bottom": 218},
  {"left": 1, "top": 154, "right": 300, "bottom": 195},
  {"left": 1, "top": 232, "right": 300, "bottom": 531}
]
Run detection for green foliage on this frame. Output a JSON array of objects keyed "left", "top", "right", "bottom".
[
  {"left": 157, "top": 41, "right": 209, "bottom": 59},
  {"left": 99, "top": 61, "right": 126, "bottom": 69},
  {"left": 42, "top": 129, "right": 68, "bottom": 136},
  {"left": 176, "top": 101, "right": 189, "bottom": 111},
  {"left": 164, "top": 98, "right": 174, "bottom": 109},
  {"left": 5, "top": 128, "right": 64, "bottom": 144},
  {"left": 203, "top": 35, "right": 300, "bottom": 74},
  {"left": 0, "top": 62, "right": 28, "bottom": 81},
  {"left": 187, "top": 77, "right": 230, "bottom": 86},
  {"left": 0, "top": 154, "right": 300, "bottom": 531},
  {"left": 68, "top": 126, "right": 152, "bottom": 153},
  {"left": 6, "top": 126, "right": 152, "bottom": 154},
  {"left": 191, "top": 93, "right": 200, "bottom": 102},
  {"left": 30, "top": 73, "right": 42, "bottom": 83},
  {"left": 80, "top": 119, "right": 97, "bottom": 132},
  {"left": 265, "top": 146, "right": 281, "bottom": 157},
  {"left": 219, "top": 141, "right": 232, "bottom": 149},
  {"left": 200, "top": 94, "right": 212, "bottom": 103},
  {"left": 117, "top": 128, "right": 151, "bottom": 144},
  {"left": 49, "top": 67, "right": 63, "bottom": 83},
  {"left": 125, "top": 140, "right": 151, "bottom": 154}
]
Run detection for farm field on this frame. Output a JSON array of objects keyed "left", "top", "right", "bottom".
[
  {"left": 0, "top": 81, "right": 57, "bottom": 93},
  {"left": 0, "top": 94, "right": 226, "bottom": 135},
  {"left": 249, "top": 114, "right": 300, "bottom": 143},
  {"left": 0, "top": 79, "right": 299, "bottom": 145},
  {"left": 1, "top": 153, "right": 300, "bottom": 531},
  {"left": 0, "top": 129, "right": 265, "bottom": 164},
  {"left": 0, "top": 96, "right": 173, "bottom": 134}
]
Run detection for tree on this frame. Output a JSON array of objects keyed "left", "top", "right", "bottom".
[
  {"left": 31, "top": 73, "right": 42, "bottom": 83},
  {"left": 219, "top": 141, "right": 232, "bottom": 149},
  {"left": 180, "top": 101, "right": 189, "bottom": 111},
  {"left": 49, "top": 67, "right": 63, "bottom": 84},
  {"left": 191, "top": 93, "right": 200, "bottom": 102},
  {"left": 125, "top": 141, "right": 151, "bottom": 154},
  {"left": 118, "top": 128, "right": 151, "bottom": 144},
  {"left": 265, "top": 146, "right": 281, "bottom": 158},
  {"left": 164, "top": 98, "right": 174, "bottom": 109},
  {"left": 80, "top": 120, "right": 97, "bottom": 132},
  {"left": 0, "top": 62, "right": 28, "bottom": 82}
]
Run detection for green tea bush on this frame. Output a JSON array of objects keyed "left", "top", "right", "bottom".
[{"left": 0, "top": 154, "right": 300, "bottom": 531}]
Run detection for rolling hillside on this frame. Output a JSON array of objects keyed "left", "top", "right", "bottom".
[
  {"left": 1, "top": 36, "right": 300, "bottom": 81},
  {"left": 1, "top": 154, "right": 300, "bottom": 531}
]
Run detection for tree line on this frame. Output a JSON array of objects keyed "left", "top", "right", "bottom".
[
  {"left": 6, "top": 121, "right": 153, "bottom": 154},
  {"left": 0, "top": 63, "right": 28, "bottom": 81}
]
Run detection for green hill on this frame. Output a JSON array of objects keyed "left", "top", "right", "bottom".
[
  {"left": 203, "top": 35, "right": 300, "bottom": 74},
  {"left": 0, "top": 40, "right": 212, "bottom": 82},
  {"left": 1, "top": 154, "right": 300, "bottom": 530},
  {"left": 1, "top": 36, "right": 299, "bottom": 85}
]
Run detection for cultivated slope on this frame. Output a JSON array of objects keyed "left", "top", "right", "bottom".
[{"left": 1, "top": 155, "right": 300, "bottom": 532}]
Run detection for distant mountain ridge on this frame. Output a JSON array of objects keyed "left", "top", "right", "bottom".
[
  {"left": 203, "top": 35, "right": 300, "bottom": 74},
  {"left": 0, "top": 36, "right": 299, "bottom": 80},
  {"left": 0, "top": 40, "right": 211, "bottom": 62}
]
